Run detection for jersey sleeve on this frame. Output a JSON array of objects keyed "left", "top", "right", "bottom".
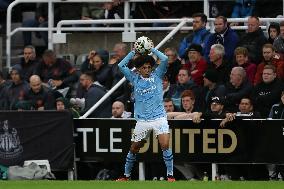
[
  {"left": 151, "top": 48, "right": 168, "bottom": 79},
  {"left": 118, "top": 51, "right": 136, "bottom": 83}
]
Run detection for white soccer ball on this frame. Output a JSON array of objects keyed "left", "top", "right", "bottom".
[{"left": 134, "top": 36, "right": 154, "bottom": 55}]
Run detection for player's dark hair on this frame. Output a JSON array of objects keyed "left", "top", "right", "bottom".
[{"left": 133, "top": 55, "right": 155, "bottom": 68}]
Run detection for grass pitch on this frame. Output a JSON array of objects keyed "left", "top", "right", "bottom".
[{"left": 1, "top": 180, "right": 284, "bottom": 189}]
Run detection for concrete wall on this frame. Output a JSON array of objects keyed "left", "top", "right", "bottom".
[{"left": 55, "top": 32, "right": 188, "bottom": 56}]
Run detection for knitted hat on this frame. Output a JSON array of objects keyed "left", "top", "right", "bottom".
[
  {"left": 11, "top": 64, "right": 23, "bottom": 79},
  {"left": 203, "top": 69, "right": 218, "bottom": 83}
]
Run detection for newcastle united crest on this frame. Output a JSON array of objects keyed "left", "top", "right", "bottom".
[{"left": 0, "top": 120, "right": 23, "bottom": 159}]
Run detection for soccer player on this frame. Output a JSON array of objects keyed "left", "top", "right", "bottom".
[{"left": 116, "top": 47, "right": 175, "bottom": 182}]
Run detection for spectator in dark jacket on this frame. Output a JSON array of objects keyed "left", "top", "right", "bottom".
[
  {"left": 202, "top": 69, "right": 226, "bottom": 112},
  {"left": 164, "top": 47, "right": 181, "bottom": 84},
  {"left": 208, "top": 44, "right": 232, "bottom": 84},
  {"left": 5, "top": 65, "right": 30, "bottom": 110},
  {"left": 238, "top": 16, "right": 267, "bottom": 64},
  {"left": 79, "top": 72, "right": 112, "bottom": 118},
  {"left": 35, "top": 49, "right": 78, "bottom": 90},
  {"left": 269, "top": 90, "right": 284, "bottom": 119},
  {"left": 80, "top": 49, "right": 112, "bottom": 89},
  {"left": 204, "top": 16, "right": 239, "bottom": 62},
  {"left": 225, "top": 67, "right": 253, "bottom": 112},
  {"left": 252, "top": 65, "right": 284, "bottom": 118},
  {"left": 25, "top": 75, "right": 55, "bottom": 110},
  {"left": 16, "top": 45, "right": 39, "bottom": 82},
  {"left": 166, "top": 68, "right": 201, "bottom": 111},
  {"left": 268, "top": 22, "right": 280, "bottom": 44}
]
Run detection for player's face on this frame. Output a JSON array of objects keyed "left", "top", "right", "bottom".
[{"left": 138, "top": 63, "right": 152, "bottom": 78}]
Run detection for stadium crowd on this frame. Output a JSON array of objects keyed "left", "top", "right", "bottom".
[{"left": 0, "top": 0, "right": 284, "bottom": 181}]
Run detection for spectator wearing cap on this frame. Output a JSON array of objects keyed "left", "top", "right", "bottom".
[
  {"left": 183, "top": 43, "right": 208, "bottom": 86},
  {"left": 164, "top": 47, "right": 181, "bottom": 84},
  {"left": 166, "top": 68, "right": 201, "bottom": 110},
  {"left": 202, "top": 69, "right": 226, "bottom": 112},
  {"left": 192, "top": 96, "right": 226, "bottom": 124},
  {"left": 5, "top": 65, "right": 30, "bottom": 110},
  {"left": 208, "top": 44, "right": 232, "bottom": 84},
  {"left": 225, "top": 67, "right": 253, "bottom": 112},
  {"left": 233, "top": 47, "right": 256, "bottom": 84},
  {"left": 80, "top": 49, "right": 112, "bottom": 89},
  {"left": 204, "top": 16, "right": 239, "bottom": 62},
  {"left": 252, "top": 65, "right": 284, "bottom": 118}
]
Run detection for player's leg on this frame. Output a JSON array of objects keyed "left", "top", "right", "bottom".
[{"left": 158, "top": 134, "right": 174, "bottom": 180}]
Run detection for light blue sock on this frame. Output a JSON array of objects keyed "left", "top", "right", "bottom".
[
  {"left": 124, "top": 151, "right": 136, "bottom": 177},
  {"left": 163, "top": 149, "right": 173, "bottom": 176}
]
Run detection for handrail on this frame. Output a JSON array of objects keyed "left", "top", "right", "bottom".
[{"left": 80, "top": 19, "right": 188, "bottom": 118}]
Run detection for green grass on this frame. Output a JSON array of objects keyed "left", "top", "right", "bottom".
[{"left": 1, "top": 180, "right": 284, "bottom": 189}]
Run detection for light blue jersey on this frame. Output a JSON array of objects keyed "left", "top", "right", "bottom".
[{"left": 118, "top": 48, "right": 168, "bottom": 121}]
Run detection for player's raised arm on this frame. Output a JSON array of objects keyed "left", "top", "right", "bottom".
[
  {"left": 118, "top": 50, "right": 135, "bottom": 81},
  {"left": 151, "top": 48, "right": 168, "bottom": 78}
]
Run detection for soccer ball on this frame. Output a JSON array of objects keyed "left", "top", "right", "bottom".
[{"left": 134, "top": 36, "right": 154, "bottom": 55}]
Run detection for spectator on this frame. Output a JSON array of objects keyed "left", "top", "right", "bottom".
[
  {"left": 166, "top": 68, "right": 200, "bottom": 110},
  {"left": 208, "top": 44, "right": 232, "bottom": 84},
  {"left": 233, "top": 47, "right": 256, "bottom": 84},
  {"left": 269, "top": 90, "right": 284, "bottom": 118},
  {"left": 252, "top": 65, "right": 284, "bottom": 118},
  {"left": 5, "top": 65, "right": 30, "bottom": 110},
  {"left": 183, "top": 44, "right": 208, "bottom": 86},
  {"left": 109, "top": 42, "right": 131, "bottom": 104},
  {"left": 238, "top": 16, "right": 267, "bottom": 64},
  {"left": 25, "top": 75, "right": 55, "bottom": 110},
  {"left": 273, "top": 21, "right": 284, "bottom": 54},
  {"left": 162, "top": 75, "right": 170, "bottom": 98},
  {"left": 16, "top": 45, "right": 39, "bottom": 82},
  {"left": 163, "top": 98, "right": 175, "bottom": 113},
  {"left": 56, "top": 97, "right": 80, "bottom": 118},
  {"left": 0, "top": 71, "right": 11, "bottom": 110},
  {"left": 164, "top": 47, "right": 181, "bottom": 84},
  {"left": 254, "top": 43, "right": 284, "bottom": 85},
  {"left": 167, "top": 90, "right": 197, "bottom": 120},
  {"left": 35, "top": 49, "right": 78, "bottom": 97},
  {"left": 81, "top": 49, "right": 112, "bottom": 89},
  {"left": 201, "top": 69, "right": 226, "bottom": 112},
  {"left": 178, "top": 13, "right": 210, "bottom": 59},
  {"left": 204, "top": 16, "right": 239, "bottom": 62},
  {"left": 192, "top": 96, "right": 226, "bottom": 124},
  {"left": 267, "top": 22, "right": 280, "bottom": 44},
  {"left": 111, "top": 101, "right": 131, "bottom": 118},
  {"left": 22, "top": 3, "right": 48, "bottom": 47},
  {"left": 79, "top": 72, "right": 112, "bottom": 118},
  {"left": 225, "top": 67, "right": 253, "bottom": 112},
  {"left": 81, "top": 3, "right": 104, "bottom": 26}
]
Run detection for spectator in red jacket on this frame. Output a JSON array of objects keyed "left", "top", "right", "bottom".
[
  {"left": 183, "top": 44, "right": 207, "bottom": 86},
  {"left": 254, "top": 43, "right": 284, "bottom": 85}
]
